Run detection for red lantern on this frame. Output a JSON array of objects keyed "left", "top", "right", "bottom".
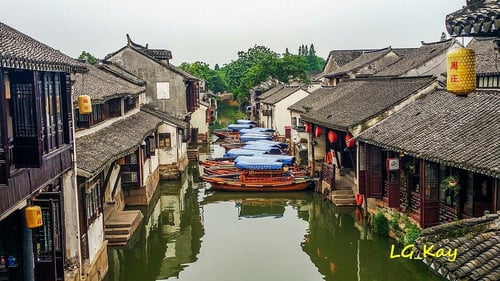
[
  {"left": 305, "top": 122, "right": 311, "bottom": 133},
  {"left": 314, "top": 126, "right": 322, "bottom": 138},
  {"left": 345, "top": 134, "right": 355, "bottom": 148},
  {"left": 328, "top": 130, "right": 337, "bottom": 144}
]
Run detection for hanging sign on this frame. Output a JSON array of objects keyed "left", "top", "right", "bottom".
[
  {"left": 447, "top": 47, "right": 476, "bottom": 95},
  {"left": 78, "top": 95, "right": 92, "bottom": 114},
  {"left": 25, "top": 205, "right": 43, "bottom": 228}
]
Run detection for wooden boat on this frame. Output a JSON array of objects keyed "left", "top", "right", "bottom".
[{"left": 201, "top": 173, "right": 313, "bottom": 192}]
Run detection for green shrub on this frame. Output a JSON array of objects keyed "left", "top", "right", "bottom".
[
  {"left": 404, "top": 223, "right": 421, "bottom": 245},
  {"left": 373, "top": 211, "right": 389, "bottom": 237},
  {"left": 390, "top": 212, "right": 400, "bottom": 231}
]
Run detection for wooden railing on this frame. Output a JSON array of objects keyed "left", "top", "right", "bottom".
[{"left": 0, "top": 146, "right": 72, "bottom": 217}]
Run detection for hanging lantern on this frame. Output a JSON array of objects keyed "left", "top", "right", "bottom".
[
  {"left": 78, "top": 95, "right": 92, "bottom": 114},
  {"left": 305, "top": 122, "right": 311, "bottom": 133},
  {"left": 446, "top": 47, "right": 476, "bottom": 95},
  {"left": 327, "top": 130, "right": 337, "bottom": 144},
  {"left": 345, "top": 134, "right": 355, "bottom": 148},
  {"left": 314, "top": 126, "right": 322, "bottom": 138},
  {"left": 25, "top": 205, "right": 43, "bottom": 228}
]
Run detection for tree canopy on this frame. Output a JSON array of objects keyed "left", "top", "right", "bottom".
[
  {"left": 179, "top": 43, "right": 325, "bottom": 101},
  {"left": 78, "top": 51, "right": 98, "bottom": 64}
]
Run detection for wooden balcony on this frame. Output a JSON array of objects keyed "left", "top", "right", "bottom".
[{"left": 0, "top": 145, "right": 72, "bottom": 217}]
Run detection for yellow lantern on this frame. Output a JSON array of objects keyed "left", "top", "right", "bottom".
[
  {"left": 25, "top": 205, "right": 43, "bottom": 228},
  {"left": 447, "top": 47, "right": 476, "bottom": 95},
  {"left": 78, "top": 95, "right": 92, "bottom": 114}
]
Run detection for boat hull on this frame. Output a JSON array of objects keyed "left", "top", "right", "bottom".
[{"left": 202, "top": 175, "right": 313, "bottom": 192}]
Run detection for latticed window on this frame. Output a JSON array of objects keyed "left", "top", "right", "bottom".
[{"left": 159, "top": 133, "right": 171, "bottom": 148}]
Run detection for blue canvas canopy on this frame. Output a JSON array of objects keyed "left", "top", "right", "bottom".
[
  {"left": 239, "top": 127, "right": 275, "bottom": 134},
  {"left": 227, "top": 123, "right": 256, "bottom": 130},
  {"left": 223, "top": 149, "right": 266, "bottom": 159},
  {"left": 246, "top": 140, "right": 288, "bottom": 149},
  {"left": 242, "top": 144, "right": 282, "bottom": 150},
  {"left": 234, "top": 155, "right": 296, "bottom": 166},
  {"left": 234, "top": 158, "right": 284, "bottom": 170},
  {"left": 236, "top": 119, "right": 257, "bottom": 125},
  {"left": 239, "top": 134, "right": 273, "bottom": 142}
]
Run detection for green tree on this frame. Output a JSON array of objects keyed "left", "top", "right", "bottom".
[
  {"left": 309, "top": 44, "right": 316, "bottom": 57},
  {"left": 179, "top": 61, "right": 227, "bottom": 94},
  {"left": 78, "top": 51, "right": 98, "bottom": 64}
]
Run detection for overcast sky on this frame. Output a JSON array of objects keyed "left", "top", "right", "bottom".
[{"left": 1, "top": 0, "right": 465, "bottom": 67}]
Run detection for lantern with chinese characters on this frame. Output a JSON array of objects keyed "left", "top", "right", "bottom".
[
  {"left": 305, "top": 122, "right": 311, "bottom": 133},
  {"left": 314, "top": 126, "right": 322, "bottom": 138},
  {"left": 328, "top": 130, "right": 337, "bottom": 144},
  {"left": 78, "top": 95, "right": 92, "bottom": 114},
  {"left": 345, "top": 134, "right": 355, "bottom": 148},
  {"left": 25, "top": 205, "right": 43, "bottom": 228},
  {"left": 447, "top": 47, "right": 476, "bottom": 95}
]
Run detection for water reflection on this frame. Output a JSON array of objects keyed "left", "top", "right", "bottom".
[{"left": 105, "top": 163, "right": 445, "bottom": 281}]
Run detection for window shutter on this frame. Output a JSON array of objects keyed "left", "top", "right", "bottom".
[{"left": 12, "top": 71, "right": 42, "bottom": 168}]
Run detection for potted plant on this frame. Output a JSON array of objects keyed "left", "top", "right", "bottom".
[{"left": 441, "top": 175, "right": 461, "bottom": 191}]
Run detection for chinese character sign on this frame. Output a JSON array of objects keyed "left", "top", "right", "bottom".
[{"left": 447, "top": 48, "right": 476, "bottom": 95}]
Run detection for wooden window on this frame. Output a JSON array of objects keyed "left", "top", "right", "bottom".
[
  {"left": 147, "top": 136, "right": 156, "bottom": 156},
  {"left": 121, "top": 151, "right": 140, "bottom": 187},
  {"left": 108, "top": 98, "right": 121, "bottom": 118},
  {"left": 10, "top": 71, "right": 42, "bottom": 167},
  {"left": 121, "top": 171, "right": 138, "bottom": 184},
  {"left": 424, "top": 162, "right": 439, "bottom": 200},
  {"left": 92, "top": 104, "right": 103, "bottom": 124},
  {"left": 85, "top": 180, "right": 102, "bottom": 223},
  {"left": 124, "top": 97, "right": 136, "bottom": 113},
  {"left": 439, "top": 165, "right": 458, "bottom": 207},
  {"left": 159, "top": 133, "right": 171, "bottom": 148}
]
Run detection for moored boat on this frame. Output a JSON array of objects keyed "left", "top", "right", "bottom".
[{"left": 201, "top": 173, "right": 313, "bottom": 192}]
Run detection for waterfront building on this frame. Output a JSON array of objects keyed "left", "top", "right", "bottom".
[
  {"left": 0, "top": 21, "right": 87, "bottom": 281},
  {"left": 104, "top": 35, "right": 203, "bottom": 177}
]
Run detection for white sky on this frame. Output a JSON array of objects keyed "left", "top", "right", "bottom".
[{"left": 1, "top": 0, "right": 465, "bottom": 67}]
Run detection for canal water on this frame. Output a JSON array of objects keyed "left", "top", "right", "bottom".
[{"left": 105, "top": 144, "right": 445, "bottom": 281}]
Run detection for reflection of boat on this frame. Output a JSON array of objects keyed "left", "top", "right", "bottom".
[
  {"left": 201, "top": 173, "right": 313, "bottom": 192},
  {"left": 202, "top": 191, "right": 313, "bottom": 204},
  {"left": 202, "top": 191, "right": 313, "bottom": 218}
]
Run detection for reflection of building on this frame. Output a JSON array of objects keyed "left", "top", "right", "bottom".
[{"left": 106, "top": 173, "right": 204, "bottom": 281}]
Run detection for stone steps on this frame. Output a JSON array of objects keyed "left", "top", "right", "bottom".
[{"left": 105, "top": 210, "right": 143, "bottom": 247}]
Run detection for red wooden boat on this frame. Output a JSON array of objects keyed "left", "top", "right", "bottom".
[{"left": 200, "top": 174, "right": 314, "bottom": 192}]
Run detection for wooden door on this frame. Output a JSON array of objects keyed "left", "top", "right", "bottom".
[
  {"left": 32, "top": 197, "right": 64, "bottom": 281},
  {"left": 421, "top": 161, "right": 440, "bottom": 228},
  {"left": 366, "top": 145, "right": 382, "bottom": 198}
]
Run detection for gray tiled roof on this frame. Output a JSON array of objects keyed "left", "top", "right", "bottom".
[
  {"left": 302, "top": 76, "right": 435, "bottom": 131},
  {"left": 76, "top": 111, "right": 162, "bottom": 177},
  {"left": 261, "top": 86, "right": 301, "bottom": 105},
  {"left": 141, "top": 104, "right": 188, "bottom": 129},
  {"left": 0, "top": 21, "right": 87, "bottom": 73},
  {"left": 446, "top": 0, "right": 500, "bottom": 37},
  {"left": 357, "top": 88, "right": 500, "bottom": 177},
  {"left": 328, "top": 50, "right": 369, "bottom": 68},
  {"left": 323, "top": 47, "right": 392, "bottom": 78},
  {"left": 72, "top": 63, "right": 145, "bottom": 103},
  {"left": 105, "top": 35, "right": 200, "bottom": 81},
  {"left": 257, "top": 85, "right": 285, "bottom": 100},
  {"left": 375, "top": 40, "right": 454, "bottom": 76},
  {"left": 287, "top": 86, "right": 336, "bottom": 113},
  {"left": 415, "top": 214, "right": 500, "bottom": 281},
  {"left": 467, "top": 37, "right": 500, "bottom": 75},
  {"left": 99, "top": 61, "right": 145, "bottom": 85}
]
